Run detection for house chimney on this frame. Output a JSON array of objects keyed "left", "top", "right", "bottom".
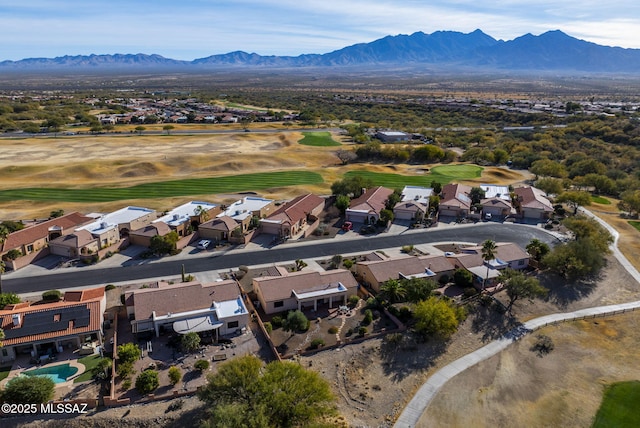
[{"left": 12, "top": 313, "right": 21, "bottom": 326}]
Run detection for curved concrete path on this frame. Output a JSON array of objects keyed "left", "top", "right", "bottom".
[{"left": 394, "top": 210, "right": 640, "bottom": 427}]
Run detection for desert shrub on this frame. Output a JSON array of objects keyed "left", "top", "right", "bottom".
[
  {"left": 362, "top": 309, "right": 373, "bottom": 326},
  {"left": 348, "top": 295, "right": 360, "bottom": 308},
  {"left": 168, "top": 366, "right": 182, "bottom": 385},
  {"left": 105, "top": 284, "right": 116, "bottom": 291},
  {"left": 121, "top": 379, "right": 132, "bottom": 390},
  {"left": 309, "top": 339, "right": 325, "bottom": 350},
  {"left": 401, "top": 245, "right": 414, "bottom": 253},
  {"left": 283, "top": 310, "right": 309, "bottom": 332},
  {"left": 342, "top": 259, "right": 354, "bottom": 269},
  {"left": 194, "top": 359, "right": 210, "bottom": 371},
  {"left": 3, "top": 376, "right": 54, "bottom": 404},
  {"left": 532, "top": 335, "right": 555, "bottom": 356},
  {"left": 463, "top": 287, "right": 479, "bottom": 298},
  {"left": 42, "top": 289, "right": 62, "bottom": 302},
  {"left": 384, "top": 332, "right": 404, "bottom": 346},
  {"left": 135, "top": 370, "right": 159, "bottom": 394},
  {"left": 271, "top": 315, "right": 284, "bottom": 329},
  {"left": 544, "top": 223, "right": 554, "bottom": 230},
  {"left": 328, "top": 326, "right": 339, "bottom": 334},
  {"left": 167, "top": 399, "right": 184, "bottom": 412},
  {"left": 263, "top": 321, "right": 273, "bottom": 334},
  {"left": 239, "top": 265, "right": 249, "bottom": 273},
  {"left": 181, "top": 332, "right": 201, "bottom": 352},
  {"left": 116, "top": 362, "right": 134, "bottom": 379},
  {"left": 117, "top": 343, "right": 141, "bottom": 365},
  {"left": 398, "top": 306, "right": 413, "bottom": 323},
  {"left": 2, "top": 249, "right": 22, "bottom": 261},
  {"left": 358, "top": 326, "right": 367, "bottom": 337}
]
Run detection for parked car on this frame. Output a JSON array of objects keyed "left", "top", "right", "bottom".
[
  {"left": 197, "top": 239, "right": 211, "bottom": 250},
  {"left": 341, "top": 221, "right": 353, "bottom": 231}
]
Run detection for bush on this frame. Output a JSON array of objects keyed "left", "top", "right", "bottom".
[
  {"left": 181, "top": 332, "right": 201, "bottom": 352},
  {"left": 271, "top": 315, "right": 284, "bottom": 329},
  {"left": 239, "top": 265, "right": 249, "bottom": 273},
  {"left": 328, "top": 326, "right": 339, "bottom": 334},
  {"left": 342, "top": 259, "right": 354, "bottom": 269},
  {"left": 532, "top": 334, "right": 555, "bottom": 356},
  {"left": 362, "top": 309, "right": 373, "bottom": 326},
  {"left": 358, "top": 326, "right": 367, "bottom": 337},
  {"left": 348, "top": 295, "right": 360, "bottom": 308},
  {"left": 105, "top": 284, "right": 116, "bottom": 291},
  {"left": 3, "top": 376, "right": 54, "bottom": 404},
  {"left": 168, "top": 366, "right": 182, "bottom": 385},
  {"left": 42, "top": 289, "right": 62, "bottom": 302},
  {"left": 167, "top": 399, "right": 184, "bottom": 412},
  {"left": 117, "top": 343, "right": 141, "bottom": 365},
  {"left": 116, "top": 362, "right": 134, "bottom": 379},
  {"left": 401, "top": 245, "right": 414, "bottom": 254},
  {"left": 121, "top": 379, "right": 132, "bottom": 391},
  {"left": 135, "top": 370, "right": 159, "bottom": 394},
  {"left": 2, "top": 249, "right": 22, "bottom": 261},
  {"left": 194, "top": 359, "right": 210, "bottom": 371},
  {"left": 398, "top": 306, "right": 413, "bottom": 323},
  {"left": 438, "top": 274, "right": 450, "bottom": 285},
  {"left": 283, "top": 310, "right": 309, "bottom": 333},
  {"left": 463, "top": 287, "right": 479, "bottom": 298},
  {"left": 263, "top": 321, "right": 273, "bottom": 334},
  {"left": 309, "top": 338, "right": 325, "bottom": 350}
]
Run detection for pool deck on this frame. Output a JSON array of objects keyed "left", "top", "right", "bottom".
[{"left": 1, "top": 349, "right": 88, "bottom": 393}]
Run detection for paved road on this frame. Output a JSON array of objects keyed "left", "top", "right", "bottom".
[
  {"left": 2, "top": 223, "right": 556, "bottom": 294},
  {"left": 393, "top": 210, "right": 640, "bottom": 428}
]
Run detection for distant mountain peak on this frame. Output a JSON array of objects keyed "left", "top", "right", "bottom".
[{"left": 1, "top": 29, "right": 639, "bottom": 73}]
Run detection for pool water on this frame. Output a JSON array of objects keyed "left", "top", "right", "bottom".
[{"left": 23, "top": 363, "right": 79, "bottom": 384}]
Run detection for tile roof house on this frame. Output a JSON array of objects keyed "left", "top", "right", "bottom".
[
  {"left": 393, "top": 186, "right": 433, "bottom": 221},
  {"left": 0, "top": 212, "right": 93, "bottom": 270},
  {"left": 199, "top": 216, "right": 241, "bottom": 243},
  {"left": 217, "top": 197, "right": 276, "bottom": 233},
  {"left": 446, "top": 242, "right": 530, "bottom": 288},
  {"left": 153, "top": 201, "right": 220, "bottom": 237},
  {"left": 124, "top": 280, "right": 248, "bottom": 338},
  {"left": 439, "top": 183, "right": 472, "bottom": 218},
  {"left": 129, "top": 222, "right": 173, "bottom": 247},
  {"left": 479, "top": 184, "right": 514, "bottom": 219},
  {"left": 77, "top": 206, "right": 157, "bottom": 249},
  {"left": 260, "top": 194, "right": 325, "bottom": 238},
  {"left": 0, "top": 287, "right": 106, "bottom": 364},
  {"left": 514, "top": 186, "right": 554, "bottom": 220},
  {"left": 253, "top": 269, "right": 358, "bottom": 315},
  {"left": 355, "top": 254, "right": 454, "bottom": 292},
  {"left": 346, "top": 186, "right": 394, "bottom": 224}
]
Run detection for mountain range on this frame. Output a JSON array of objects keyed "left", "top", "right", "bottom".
[{"left": 2, "top": 29, "right": 640, "bottom": 73}]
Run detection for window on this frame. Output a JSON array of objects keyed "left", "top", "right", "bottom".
[
  {"left": 274, "top": 301, "right": 284, "bottom": 308},
  {"left": 53, "top": 314, "right": 61, "bottom": 322},
  {"left": 27, "top": 244, "right": 34, "bottom": 252},
  {"left": 227, "top": 321, "right": 239, "bottom": 329},
  {"left": 518, "top": 260, "right": 525, "bottom": 266}
]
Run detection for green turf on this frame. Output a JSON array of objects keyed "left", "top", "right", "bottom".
[
  {"left": 74, "top": 354, "right": 104, "bottom": 383},
  {"left": 591, "top": 195, "right": 611, "bottom": 204},
  {"left": 344, "top": 164, "right": 483, "bottom": 188},
  {"left": 629, "top": 221, "right": 640, "bottom": 232},
  {"left": 0, "top": 366, "right": 11, "bottom": 382},
  {"left": 0, "top": 171, "right": 324, "bottom": 203},
  {"left": 298, "top": 131, "right": 342, "bottom": 147},
  {"left": 592, "top": 381, "right": 640, "bottom": 428}
]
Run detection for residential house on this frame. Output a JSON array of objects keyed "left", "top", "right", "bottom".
[
  {"left": 260, "top": 194, "right": 325, "bottom": 238},
  {"left": 375, "top": 131, "right": 411, "bottom": 143},
  {"left": 0, "top": 212, "right": 93, "bottom": 269},
  {"left": 479, "top": 184, "right": 514, "bottom": 219},
  {"left": 446, "top": 242, "right": 530, "bottom": 288},
  {"left": 438, "top": 183, "right": 472, "bottom": 218},
  {"left": 0, "top": 287, "right": 106, "bottom": 364},
  {"left": 153, "top": 201, "right": 220, "bottom": 237},
  {"left": 346, "top": 186, "right": 393, "bottom": 224},
  {"left": 124, "top": 280, "right": 248, "bottom": 339},
  {"left": 393, "top": 185, "right": 433, "bottom": 221},
  {"left": 48, "top": 229, "right": 99, "bottom": 258},
  {"left": 77, "top": 206, "right": 157, "bottom": 249},
  {"left": 198, "top": 216, "right": 241, "bottom": 243},
  {"left": 253, "top": 268, "right": 358, "bottom": 315},
  {"left": 356, "top": 254, "right": 454, "bottom": 292},
  {"left": 128, "top": 222, "right": 173, "bottom": 247},
  {"left": 514, "top": 186, "right": 554, "bottom": 221},
  {"left": 218, "top": 197, "right": 276, "bottom": 233}
]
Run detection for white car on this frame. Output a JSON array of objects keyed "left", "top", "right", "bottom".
[{"left": 197, "top": 239, "right": 211, "bottom": 250}]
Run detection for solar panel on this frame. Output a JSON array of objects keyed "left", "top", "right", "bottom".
[{"left": 4, "top": 304, "right": 92, "bottom": 339}]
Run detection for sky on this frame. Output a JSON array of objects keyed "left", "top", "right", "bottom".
[{"left": 2, "top": 0, "right": 640, "bottom": 61}]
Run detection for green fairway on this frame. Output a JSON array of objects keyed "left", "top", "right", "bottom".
[
  {"left": 629, "top": 221, "right": 640, "bottom": 232},
  {"left": 298, "top": 131, "right": 342, "bottom": 147},
  {"left": 344, "top": 164, "right": 483, "bottom": 188},
  {"left": 593, "top": 381, "right": 640, "bottom": 428},
  {"left": 0, "top": 171, "right": 324, "bottom": 203},
  {"left": 591, "top": 195, "right": 611, "bottom": 204}
]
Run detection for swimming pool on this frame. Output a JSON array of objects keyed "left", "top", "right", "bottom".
[{"left": 23, "top": 363, "right": 79, "bottom": 384}]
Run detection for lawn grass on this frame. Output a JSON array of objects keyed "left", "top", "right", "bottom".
[
  {"left": 629, "top": 221, "right": 640, "bottom": 232},
  {"left": 74, "top": 354, "right": 103, "bottom": 383},
  {"left": 344, "top": 164, "right": 483, "bottom": 188},
  {"left": 0, "top": 171, "right": 324, "bottom": 203},
  {"left": 298, "top": 131, "right": 342, "bottom": 147},
  {"left": 592, "top": 381, "right": 640, "bottom": 428},
  {"left": 592, "top": 195, "right": 611, "bottom": 204},
  {"left": 0, "top": 366, "right": 11, "bottom": 382}
]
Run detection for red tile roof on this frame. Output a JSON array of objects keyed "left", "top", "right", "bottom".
[
  {"left": 200, "top": 216, "right": 239, "bottom": 232},
  {"left": 266, "top": 194, "right": 324, "bottom": 224},
  {"left": 348, "top": 186, "right": 393, "bottom": 213},
  {"left": 253, "top": 269, "right": 358, "bottom": 302},
  {"left": 1, "top": 212, "right": 93, "bottom": 252}
]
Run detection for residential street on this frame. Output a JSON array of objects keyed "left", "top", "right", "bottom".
[{"left": 2, "top": 223, "right": 557, "bottom": 294}]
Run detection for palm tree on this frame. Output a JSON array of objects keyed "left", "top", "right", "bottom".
[
  {"left": 481, "top": 239, "right": 497, "bottom": 291},
  {"left": 380, "top": 279, "right": 407, "bottom": 304}
]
